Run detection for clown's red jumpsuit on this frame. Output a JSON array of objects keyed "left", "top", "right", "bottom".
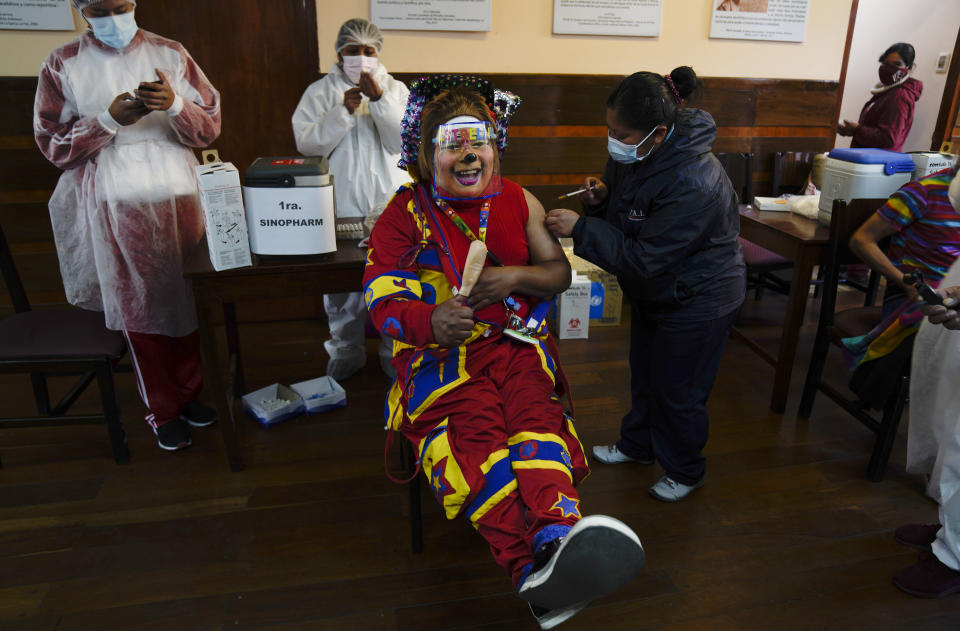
[{"left": 364, "top": 179, "right": 589, "bottom": 586}]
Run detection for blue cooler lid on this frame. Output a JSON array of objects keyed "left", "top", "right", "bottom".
[{"left": 827, "top": 148, "right": 915, "bottom": 175}]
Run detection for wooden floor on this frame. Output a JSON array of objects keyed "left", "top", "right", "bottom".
[{"left": 2, "top": 287, "right": 957, "bottom": 631}]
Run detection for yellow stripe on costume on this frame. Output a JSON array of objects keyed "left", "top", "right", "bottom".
[
  {"left": 467, "top": 449, "right": 517, "bottom": 526},
  {"left": 508, "top": 431, "right": 575, "bottom": 483},
  {"left": 417, "top": 418, "right": 472, "bottom": 519},
  {"left": 365, "top": 273, "right": 423, "bottom": 310}
]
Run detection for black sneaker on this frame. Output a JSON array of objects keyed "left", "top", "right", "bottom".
[
  {"left": 519, "top": 515, "right": 645, "bottom": 610},
  {"left": 529, "top": 601, "right": 589, "bottom": 630},
  {"left": 180, "top": 401, "right": 217, "bottom": 427},
  {"left": 154, "top": 418, "right": 192, "bottom": 451}
]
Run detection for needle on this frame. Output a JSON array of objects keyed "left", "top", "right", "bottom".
[{"left": 556, "top": 185, "right": 595, "bottom": 200}]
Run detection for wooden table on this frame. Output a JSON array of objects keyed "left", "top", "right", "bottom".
[
  {"left": 736, "top": 205, "right": 830, "bottom": 413},
  {"left": 184, "top": 241, "right": 367, "bottom": 471}
]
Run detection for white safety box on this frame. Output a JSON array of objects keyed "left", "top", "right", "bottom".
[
  {"left": 194, "top": 160, "right": 253, "bottom": 271},
  {"left": 818, "top": 148, "right": 915, "bottom": 225},
  {"left": 909, "top": 152, "right": 957, "bottom": 180},
  {"left": 555, "top": 274, "right": 591, "bottom": 340},
  {"left": 241, "top": 156, "right": 337, "bottom": 255}
]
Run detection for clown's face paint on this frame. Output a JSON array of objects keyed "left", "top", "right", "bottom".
[{"left": 432, "top": 120, "right": 502, "bottom": 200}]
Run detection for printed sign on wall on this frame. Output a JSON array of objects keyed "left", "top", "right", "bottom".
[
  {"left": 710, "top": 0, "right": 809, "bottom": 43},
  {"left": 371, "top": 0, "right": 492, "bottom": 32},
  {"left": 553, "top": 0, "right": 662, "bottom": 37},
  {"left": 0, "top": 0, "right": 73, "bottom": 30}
]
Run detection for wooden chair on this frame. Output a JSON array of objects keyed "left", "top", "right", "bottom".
[
  {"left": 770, "top": 152, "right": 881, "bottom": 304},
  {"left": 797, "top": 198, "right": 906, "bottom": 482},
  {"left": 716, "top": 151, "right": 792, "bottom": 299},
  {"left": 0, "top": 222, "right": 129, "bottom": 465},
  {"left": 772, "top": 151, "right": 819, "bottom": 195}
]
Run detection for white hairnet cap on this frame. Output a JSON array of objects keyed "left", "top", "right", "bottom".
[
  {"left": 72, "top": 0, "right": 136, "bottom": 10},
  {"left": 335, "top": 18, "right": 384, "bottom": 53}
]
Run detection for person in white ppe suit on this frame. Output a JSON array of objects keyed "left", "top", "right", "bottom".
[
  {"left": 34, "top": 0, "right": 220, "bottom": 451},
  {"left": 292, "top": 18, "right": 410, "bottom": 381},
  {"left": 892, "top": 169, "right": 960, "bottom": 598}
]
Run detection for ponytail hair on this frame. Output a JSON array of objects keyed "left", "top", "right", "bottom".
[{"left": 606, "top": 66, "right": 702, "bottom": 133}]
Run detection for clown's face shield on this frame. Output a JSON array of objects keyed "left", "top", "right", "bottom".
[{"left": 432, "top": 121, "right": 502, "bottom": 201}]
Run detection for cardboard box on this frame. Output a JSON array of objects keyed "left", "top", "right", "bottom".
[
  {"left": 290, "top": 376, "right": 346, "bottom": 414},
  {"left": 561, "top": 244, "right": 623, "bottom": 327},
  {"left": 242, "top": 383, "right": 304, "bottom": 426},
  {"left": 556, "top": 274, "right": 591, "bottom": 339},
  {"left": 195, "top": 161, "right": 253, "bottom": 271}
]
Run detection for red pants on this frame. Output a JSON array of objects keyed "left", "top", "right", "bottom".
[
  {"left": 399, "top": 338, "right": 589, "bottom": 587},
  {"left": 124, "top": 330, "right": 203, "bottom": 428}
]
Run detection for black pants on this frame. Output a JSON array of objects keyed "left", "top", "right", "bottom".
[{"left": 616, "top": 306, "right": 740, "bottom": 485}]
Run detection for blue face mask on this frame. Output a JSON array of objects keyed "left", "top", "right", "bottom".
[
  {"left": 87, "top": 11, "right": 139, "bottom": 49},
  {"left": 607, "top": 126, "right": 658, "bottom": 165}
]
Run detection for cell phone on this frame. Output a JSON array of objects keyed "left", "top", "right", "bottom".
[{"left": 903, "top": 271, "right": 944, "bottom": 306}]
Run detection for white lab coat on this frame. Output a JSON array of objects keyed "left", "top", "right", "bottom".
[
  {"left": 291, "top": 62, "right": 408, "bottom": 366},
  {"left": 34, "top": 30, "right": 220, "bottom": 337},
  {"left": 291, "top": 62, "right": 410, "bottom": 218},
  {"left": 908, "top": 257, "right": 960, "bottom": 570}
]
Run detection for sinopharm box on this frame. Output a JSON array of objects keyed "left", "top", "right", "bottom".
[{"left": 242, "top": 156, "right": 336, "bottom": 255}]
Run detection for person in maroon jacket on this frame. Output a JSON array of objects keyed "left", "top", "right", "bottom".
[{"left": 838, "top": 42, "right": 922, "bottom": 152}]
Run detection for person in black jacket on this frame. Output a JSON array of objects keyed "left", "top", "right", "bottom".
[{"left": 546, "top": 67, "right": 745, "bottom": 502}]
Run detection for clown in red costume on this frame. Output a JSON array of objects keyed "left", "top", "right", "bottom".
[{"left": 363, "top": 75, "right": 645, "bottom": 629}]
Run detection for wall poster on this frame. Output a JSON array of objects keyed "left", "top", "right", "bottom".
[
  {"left": 553, "top": 0, "right": 662, "bottom": 37},
  {"left": 0, "top": 0, "right": 73, "bottom": 30},
  {"left": 709, "top": 0, "right": 809, "bottom": 43},
  {"left": 371, "top": 0, "right": 492, "bottom": 32}
]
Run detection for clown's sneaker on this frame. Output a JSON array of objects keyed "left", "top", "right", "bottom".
[
  {"left": 529, "top": 601, "right": 589, "bottom": 630},
  {"left": 519, "top": 515, "right": 645, "bottom": 610}
]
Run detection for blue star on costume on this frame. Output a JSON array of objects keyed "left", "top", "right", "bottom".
[
  {"left": 550, "top": 492, "right": 581, "bottom": 519},
  {"left": 519, "top": 440, "right": 539, "bottom": 460},
  {"left": 431, "top": 456, "right": 452, "bottom": 501}
]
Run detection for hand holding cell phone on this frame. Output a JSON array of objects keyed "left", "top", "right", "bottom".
[
  {"left": 903, "top": 271, "right": 944, "bottom": 306},
  {"left": 134, "top": 68, "right": 175, "bottom": 111}
]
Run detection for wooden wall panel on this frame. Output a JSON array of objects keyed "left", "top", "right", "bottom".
[{"left": 2, "top": 70, "right": 839, "bottom": 314}]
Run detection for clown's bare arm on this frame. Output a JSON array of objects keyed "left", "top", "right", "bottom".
[{"left": 468, "top": 189, "right": 572, "bottom": 311}]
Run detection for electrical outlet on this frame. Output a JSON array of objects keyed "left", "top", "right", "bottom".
[{"left": 936, "top": 52, "right": 950, "bottom": 74}]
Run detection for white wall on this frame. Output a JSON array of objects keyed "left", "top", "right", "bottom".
[
  {"left": 836, "top": 0, "right": 960, "bottom": 152},
  {"left": 315, "top": 0, "right": 853, "bottom": 80},
  {"left": 1, "top": 1, "right": 854, "bottom": 84},
  {"left": 0, "top": 10, "right": 84, "bottom": 76}
]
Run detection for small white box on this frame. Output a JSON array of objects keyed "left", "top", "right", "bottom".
[
  {"left": 556, "top": 274, "right": 591, "bottom": 339},
  {"left": 290, "top": 376, "right": 346, "bottom": 414},
  {"left": 242, "top": 383, "right": 304, "bottom": 426},
  {"left": 818, "top": 149, "right": 914, "bottom": 225},
  {"left": 195, "top": 161, "right": 253, "bottom": 271}
]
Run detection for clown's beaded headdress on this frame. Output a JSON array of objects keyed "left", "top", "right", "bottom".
[{"left": 398, "top": 74, "right": 520, "bottom": 170}]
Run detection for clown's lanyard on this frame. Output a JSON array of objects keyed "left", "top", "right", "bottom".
[{"left": 433, "top": 193, "right": 522, "bottom": 312}]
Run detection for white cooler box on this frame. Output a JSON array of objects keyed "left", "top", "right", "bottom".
[
  {"left": 241, "top": 156, "right": 337, "bottom": 255},
  {"left": 818, "top": 148, "right": 915, "bottom": 225}
]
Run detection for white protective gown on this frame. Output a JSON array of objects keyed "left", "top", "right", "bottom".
[
  {"left": 908, "top": 257, "right": 960, "bottom": 570},
  {"left": 34, "top": 30, "right": 220, "bottom": 337},
  {"left": 291, "top": 62, "right": 408, "bottom": 367}
]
